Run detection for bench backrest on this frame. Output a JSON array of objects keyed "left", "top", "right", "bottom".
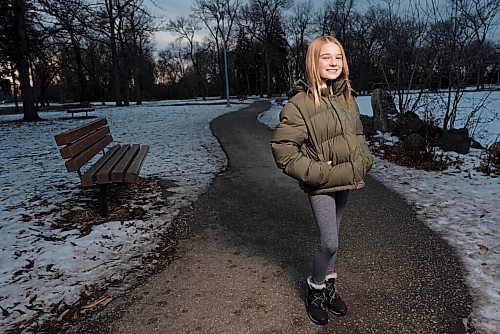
[
  {"left": 55, "top": 117, "right": 113, "bottom": 172},
  {"left": 62, "top": 101, "right": 92, "bottom": 109}
]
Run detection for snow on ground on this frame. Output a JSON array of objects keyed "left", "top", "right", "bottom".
[
  {"left": 1, "top": 92, "right": 498, "bottom": 333},
  {"left": 0, "top": 98, "right": 248, "bottom": 331},
  {"left": 258, "top": 92, "right": 500, "bottom": 334}
]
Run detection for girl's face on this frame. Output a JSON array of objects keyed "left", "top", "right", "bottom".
[{"left": 318, "top": 42, "right": 343, "bottom": 80}]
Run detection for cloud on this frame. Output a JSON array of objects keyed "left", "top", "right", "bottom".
[
  {"left": 151, "top": 0, "right": 192, "bottom": 19},
  {"left": 153, "top": 31, "right": 178, "bottom": 51}
]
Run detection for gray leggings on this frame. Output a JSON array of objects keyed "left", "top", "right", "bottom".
[{"left": 308, "top": 190, "right": 350, "bottom": 284}]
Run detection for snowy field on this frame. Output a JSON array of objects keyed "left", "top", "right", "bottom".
[
  {"left": 259, "top": 91, "right": 500, "bottom": 334},
  {"left": 0, "top": 91, "right": 499, "bottom": 333},
  {"left": 0, "top": 98, "right": 248, "bottom": 331}
]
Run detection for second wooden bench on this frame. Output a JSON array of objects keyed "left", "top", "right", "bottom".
[{"left": 63, "top": 101, "right": 95, "bottom": 118}]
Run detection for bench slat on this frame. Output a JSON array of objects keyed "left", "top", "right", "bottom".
[
  {"left": 66, "top": 108, "right": 95, "bottom": 113},
  {"left": 55, "top": 118, "right": 107, "bottom": 145},
  {"left": 111, "top": 144, "right": 140, "bottom": 182},
  {"left": 60, "top": 127, "right": 110, "bottom": 159},
  {"left": 63, "top": 101, "right": 91, "bottom": 108},
  {"left": 96, "top": 145, "right": 130, "bottom": 184},
  {"left": 125, "top": 145, "right": 149, "bottom": 183},
  {"left": 80, "top": 145, "right": 121, "bottom": 187},
  {"left": 65, "top": 135, "right": 113, "bottom": 172}
]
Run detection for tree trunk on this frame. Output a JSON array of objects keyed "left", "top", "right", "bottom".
[
  {"left": 10, "top": 65, "right": 20, "bottom": 113},
  {"left": 246, "top": 71, "right": 250, "bottom": 96},
  {"left": 14, "top": 0, "right": 39, "bottom": 121},
  {"left": 123, "top": 76, "right": 130, "bottom": 106},
  {"left": 265, "top": 40, "right": 271, "bottom": 97},
  {"left": 134, "top": 67, "right": 142, "bottom": 105},
  {"left": 69, "top": 33, "right": 87, "bottom": 101},
  {"left": 108, "top": 0, "right": 122, "bottom": 106},
  {"left": 111, "top": 35, "right": 122, "bottom": 106}
]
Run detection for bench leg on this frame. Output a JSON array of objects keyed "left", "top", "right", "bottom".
[{"left": 99, "top": 185, "right": 109, "bottom": 216}]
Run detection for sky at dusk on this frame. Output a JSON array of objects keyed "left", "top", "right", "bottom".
[
  {"left": 146, "top": 0, "right": 193, "bottom": 50},
  {"left": 149, "top": 0, "right": 500, "bottom": 52}
]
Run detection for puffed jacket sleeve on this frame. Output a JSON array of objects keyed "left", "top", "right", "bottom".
[
  {"left": 352, "top": 98, "right": 373, "bottom": 172},
  {"left": 270, "top": 102, "right": 330, "bottom": 186}
]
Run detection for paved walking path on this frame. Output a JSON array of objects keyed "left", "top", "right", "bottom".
[{"left": 66, "top": 101, "right": 472, "bottom": 333}]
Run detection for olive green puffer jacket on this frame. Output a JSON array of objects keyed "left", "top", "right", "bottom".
[{"left": 270, "top": 80, "right": 373, "bottom": 194}]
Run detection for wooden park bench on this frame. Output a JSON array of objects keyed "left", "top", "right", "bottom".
[
  {"left": 63, "top": 101, "right": 95, "bottom": 118},
  {"left": 54, "top": 117, "right": 149, "bottom": 215}
]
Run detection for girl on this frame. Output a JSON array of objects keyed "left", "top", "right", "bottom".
[{"left": 270, "top": 36, "right": 373, "bottom": 325}]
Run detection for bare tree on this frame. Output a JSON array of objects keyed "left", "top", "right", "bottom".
[
  {"left": 117, "top": 0, "right": 155, "bottom": 105},
  {"left": 30, "top": 40, "right": 61, "bottom": 107},
  {"left": 166, "top": 16, "right": 206, "bottom": 97},
  {"left": 316, "top": 0, "right": 355, "bottom": 42},
  {"left": 453, "top": 0, "right": 500, "bottom": 90},
  {"left": 85, "top": 40, "right": 112, "bottom": 104},
  {"left": 350, "top": 10, "right": 379, "bottom": 94},
  {"left": 285, "top": 0, "right": 314, "bottom": 80},
  {"left": 242, "top": 0, "right": 293, "bottom": 96},
  {"left": 156, "top": 41, "right": 188, "bottom": 84},
  {"left": 192, "top": 0, "right": 241, "bottom": 96},
  {"left": 38, "top": 0, "right": 90, "bottom": 101},
  {"left": 422, "top": 0, "right": 496, "bottom": 132},
  {"left": 363, "top": 1, "right": 430, "bottom": 115},
  {"left": 88, "top": 0, "right": 138, "bottom": 106}
]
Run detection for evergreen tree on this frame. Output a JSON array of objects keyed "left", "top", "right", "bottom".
[
  {"left": 235, "top": 28, "right": 253, "bottom": 96},
  {"left": 267, "top": 18, "right": 288, "bottom": 95}
]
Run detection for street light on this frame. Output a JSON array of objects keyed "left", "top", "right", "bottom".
[{"left": 220, "top": 6, "right": 231, "bottom": 107}]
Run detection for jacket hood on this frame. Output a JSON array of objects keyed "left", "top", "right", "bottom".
[
  {"left": 287, "top": 79, "right": 308, "bottom": 98},
  {"left": 325, "top": 79, "right": 347, "bottom": 97}
]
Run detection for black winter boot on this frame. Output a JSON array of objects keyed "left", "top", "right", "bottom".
[
  {"left": 305, "top": 276, "right": 329, "bottom": 325},
  {"left": 324, "top": 273, "right": 348, "bottom": 316}
]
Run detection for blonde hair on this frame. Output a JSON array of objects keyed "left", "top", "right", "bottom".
[{"left": 305, "top": 36, "right": 352, "bottom": 108}]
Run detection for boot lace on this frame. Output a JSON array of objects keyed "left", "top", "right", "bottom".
[
  {"left": 309, "top": 291, "right": 325, "bottom": 307},
  {"left": 326, "top": 282, "right": 339, "bottom": 300}
]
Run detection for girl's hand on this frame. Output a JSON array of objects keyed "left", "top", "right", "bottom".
[{"left": 326, "top": 161, "right": 332, "bottom": 165}]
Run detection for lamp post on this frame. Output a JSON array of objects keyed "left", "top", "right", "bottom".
[{"left": 220, "top": 7, "right": 231, "bottom": 107}]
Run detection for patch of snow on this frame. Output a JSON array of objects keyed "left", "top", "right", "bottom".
[
  {"left": 0, "top": 99, "right": 248, "bottom": 331},
  {"left": 258, "top": 92, "right": 500, "bottom": 334}
]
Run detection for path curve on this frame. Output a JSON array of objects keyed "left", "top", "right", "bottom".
[{"left": 65, "top": 100, "right": 472, "bottom": 334}]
